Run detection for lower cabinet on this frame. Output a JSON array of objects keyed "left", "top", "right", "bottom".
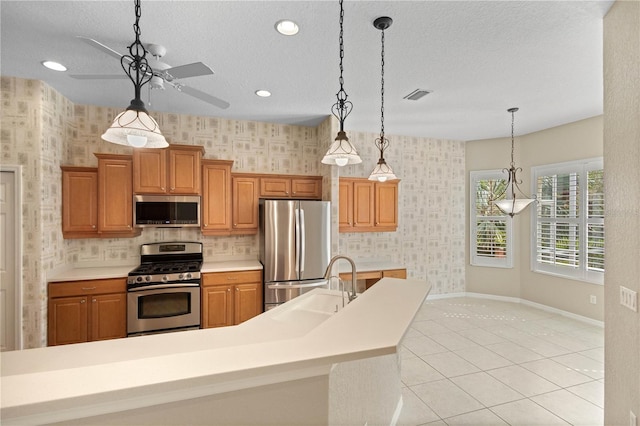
[
  {"left": 201, "top": 270, "right": 263, "bottom": 328},
  {"left": 48, "top": 278, "right": 127, "bottom": 346}
]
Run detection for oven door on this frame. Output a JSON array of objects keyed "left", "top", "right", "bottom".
[{"left": 127, "top": 285, "right": 200, "bottom": 335}]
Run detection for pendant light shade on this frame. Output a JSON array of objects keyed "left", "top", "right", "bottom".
[
  {"left": 493, "top": 107, "right": 535, "bottom": 217},
  {"left": 102, "top": 0, "right": 168, "bottom": 149},
  {"left": 322, "top": 0, "right": 361, "bottom": 167},
  {"left": 368, "top": 16, "right": 397, "bottom": 182}
]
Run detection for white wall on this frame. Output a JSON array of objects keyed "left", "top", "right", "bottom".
[
  {"left": 466, "top": 116, "right": 604, "bottom": 321},
  {"left": 603, "top": 0, "right": 640, "bottom": 423}
]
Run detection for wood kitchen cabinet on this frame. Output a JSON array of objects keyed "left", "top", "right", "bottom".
[
  {"left": 339, "top": 178, "right": 399, "bottom": 233},
  {"left": 133, "top": 144, "right": 203, "bottom": 194},
  {"left": 201, "top": 160, "right": 234, "bottom": 235},
  {"left": 95, "top": 154, "right": 140, "bottom": 237},
  {"left": 201, "top": 270, "right": 263, "bottom": 328},
  {"left": 232, "top": 175, "right": 259, "bottom": 234},
  {"left": 48, "top": 278, "right": 127, "bottom": 346},
  {"left": 61, "top": 166, "right": 98, "bottom": 238},
  {"left": 260, "top": 175, "right": 322, "bottom": 199}
]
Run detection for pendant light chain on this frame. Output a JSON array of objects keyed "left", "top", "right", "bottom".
[
  {"left": 510, "top": 108, "right": 516, "bottom": 168},
  {"left": 124, "top": 0, "right": 151, "bottom": 104},
  {"left": 379, "top": 28, "right": 386, "bottom": 140},
  {"left": 332, "top": 0, "right": 353, "bottom": 132}
]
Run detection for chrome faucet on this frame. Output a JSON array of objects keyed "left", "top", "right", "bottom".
[{"left": 324, "top": 255, "right": 358, "bottom": 302}]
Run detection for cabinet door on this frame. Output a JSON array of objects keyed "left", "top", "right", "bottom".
[
  {"left": 90, "top": 293, "right": 127, "bottom": 341},
  {"left": 48, "top": 296, "right": 88, "bottom": 346},
  {"left": 234, "top": 283, "right": 262, "bottom": 325},
  {"left": 169, "top": 148, "right": 201, "bottom": 194},
  {"left": 375, "top": 182, "right": 398, "bottom": 229},
  {"left": 382, "top": 268, "right": 406, "bottom": 279},
  {"left": 202, "top": 161, "right": 232, "bottom": 233},
  {"left": 97, "top": 155, "right": 137, "bottom": 234},
  {"left": 353, "top": 180, "right": 375, "bottom": 229},
  {"left": 260, "top": 177, "right": 291, "bottom": 198},
  {"left": 133, "top": 149, "right": 167, "bottom": 194},
  {"left": 338, "top": 180, "right": 354, "bottom": 230},
  {"left": 61, "top": 168, "right": 98, "bottom": 236},
  {"left": 232, "top": 176, "right": 258, "bottom": 232},
  {"left": 291, "top": 177, "right": 322, "bottom": 199},
  {"left": 202, "top": 285, "right": 234, "bottom": 328}
]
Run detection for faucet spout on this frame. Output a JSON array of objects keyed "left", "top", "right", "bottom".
[{"left": 324, "top": 255, "right": 358, "bottom": 302}]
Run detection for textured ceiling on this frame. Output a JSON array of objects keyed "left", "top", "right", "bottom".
[{"left": 0, "top": 0, "right": 613, "bottom": 141}]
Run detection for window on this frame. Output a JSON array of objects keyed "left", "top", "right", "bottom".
[
  {"left": 531, "top": 158, "right": 604, "bottom": 284},
  {"left": 470, "top": 170, "right": 513, "bottom": 268}
]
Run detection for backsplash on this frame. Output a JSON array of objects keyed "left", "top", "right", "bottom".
[{"left": 2, "top": 76, "right": 464, "bottom": 348}]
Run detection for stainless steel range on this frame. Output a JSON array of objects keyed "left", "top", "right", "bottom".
[{"left": 127, "top": 242, "right": 202, "bottom": 336}]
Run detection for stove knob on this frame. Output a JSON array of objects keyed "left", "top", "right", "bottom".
[
  {"left": 136, "top": 276, "right": 143, "bottom": 283},
  {"left": 145, "top": 275, "right": 151, "bottom": 282},
  {"left": 162, "top": 275, "right": 168, "bottom": 283},
  {"left": 185, "top": 273, "right": 193, "bottom": 280},
  {"left": 178, "top": 273, "right": 184, "bottom": 280}
]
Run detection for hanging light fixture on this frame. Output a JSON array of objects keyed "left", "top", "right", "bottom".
[
  {"left": 101, "top": 0, "right": 168, "bottom": 148},
  {"left": 494, "top": 107, "right": 536, "bottom": 216},
  {"left": 368, "top": 17, "right": 397, "bottom": 182},
  {"left": 321, "top": 0, "right": 362, "bottom": 167}
]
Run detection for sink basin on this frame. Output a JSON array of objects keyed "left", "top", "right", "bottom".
[{"left": 270, "top": 290, "right": 347, "bottom": 329}]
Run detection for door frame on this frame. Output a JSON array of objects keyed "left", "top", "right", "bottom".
[{"left": 1, "top": 165, "right": 23, "bottom": 350}]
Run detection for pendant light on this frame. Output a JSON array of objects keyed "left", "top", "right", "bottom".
[
  {"left": 101, "top": 0, "right": 168, "bottom": 148},
  {"left": 321, "top": 0, "right": 362, "bottom": 167},
  {"left": 368, "top": 17, "right": 397, "bottom": 182},
  {"left": 494, "top": 107, "right": 536, "bottom": 216}
]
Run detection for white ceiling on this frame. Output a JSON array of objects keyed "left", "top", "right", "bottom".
[{"left": 0, "top": 0, "right": 613, "bottom": 141}]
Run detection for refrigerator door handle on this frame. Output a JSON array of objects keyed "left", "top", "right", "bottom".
[
  {"left": 299, "top": 208, "right": 306, "bottom": 277},
  {"left": 294, "top": 207, "right": 301, "bottom": 277}
]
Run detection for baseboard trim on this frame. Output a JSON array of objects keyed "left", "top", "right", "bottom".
[{"left": 427, "top": 292, "right": 604, "bottom": 328}]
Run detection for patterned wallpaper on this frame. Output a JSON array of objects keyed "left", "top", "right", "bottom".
[{"left": 1, "top": 76, "right": 465, "bottom": 349}]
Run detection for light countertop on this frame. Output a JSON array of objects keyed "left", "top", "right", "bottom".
[
  {"left": 48, "top": 260, "right": 263, "bottom": 282},
  {"left": 1, "top": 277, "right": 431, "bottom": 424}
]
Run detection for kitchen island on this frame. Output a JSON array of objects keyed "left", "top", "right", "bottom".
[{"left": 1, "top": 277, "right": 431, "bottom": 425}]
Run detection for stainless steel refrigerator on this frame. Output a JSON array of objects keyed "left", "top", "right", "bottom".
[{"left": 259, "top": 199, "right": 331, "bottom": 310}]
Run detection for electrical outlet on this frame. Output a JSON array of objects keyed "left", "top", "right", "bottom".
[
  {"left": 631, "top": 410, "right": 637, "bottom": 426},
  {"left": 590, "top": 295, "right": 597, "bottom": 304},
  {"left": 620, "top": 286, "right": 638, "bottom": 312}
]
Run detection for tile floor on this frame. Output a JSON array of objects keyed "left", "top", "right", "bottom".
[{"left": 398, "top": 297, "right": 604, "bottom": 426}]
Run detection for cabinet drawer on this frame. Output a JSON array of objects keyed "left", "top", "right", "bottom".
[
  {"left": 203, "top": 270, "right": 262, "bottom": 286},
  {"left": 339, "top": 270, "right": 382, "bottom": 281},
  {"left": 49, "top": 278, "right": 127, "bottom": 298},
  {"left": 382, "top": 269, "right": 407, "bottom": 279}
]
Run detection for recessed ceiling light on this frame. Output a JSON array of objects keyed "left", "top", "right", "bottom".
[
  {"left": 255, "top": 90, "right": 271, "bottom": 98},
  {"left": 41, "top": 61, "right": 67, "bottom": 72},
  {"left": 275, "top": 20, "right": 299, "bottom": 36}
]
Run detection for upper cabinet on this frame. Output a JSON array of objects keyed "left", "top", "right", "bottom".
[
  {"left": 232, "top": 175, "right": 259, "bottom": 234},
  {"left": 61, "top": 166, "right": 98, "bottom": 238},
  {"left": 133, "top": 144, "right": 204, "bottom": 195},
  {"left": 201, "top": 159, "right": 234, "bottom": 235},
  {"left": 339, "top": 178, "right": 399, "bottom": 233},
  {"left": 259, "top": 175, "right": 322, "bottom": 199}
]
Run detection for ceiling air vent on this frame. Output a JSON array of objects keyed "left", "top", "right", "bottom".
[{"left": 403, "top": 89, "right": 431, "bottom": 101}]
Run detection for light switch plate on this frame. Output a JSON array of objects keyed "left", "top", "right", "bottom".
[{"left": 620, "top": 286, "right": 638, "bottom": 312}]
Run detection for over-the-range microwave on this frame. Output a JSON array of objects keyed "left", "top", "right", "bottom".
[{"left": 134, "top": 195, "right": 200, "bottom": 228}]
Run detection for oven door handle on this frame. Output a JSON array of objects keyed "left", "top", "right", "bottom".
[{"left": 128, "top": 283, "right": 200, "bottom": 292}]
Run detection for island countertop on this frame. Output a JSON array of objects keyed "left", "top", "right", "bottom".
[{"left": 1, "top": 277, "right": 430, "bottom": 425}]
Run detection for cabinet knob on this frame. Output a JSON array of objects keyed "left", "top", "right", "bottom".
[
  {"left": 80, "top": 299, "right": 86, "bottom": 304},
  {"left": 171, "top": 187, "right": 175, "bottom": 191},
  {"left": 236, "top": 288, "right": 239, "bottom": 291},
  {"left": 161, "top": 187, "right": 165, "bottom": 191},
  {"left": 92, "top": 225, "right": 96, "bottom": 229},
  {"left": 227, "top": 288, "right": 231, "bottom": 292},
  {"left": 233, "top": 224, "right": 237, "bottom": 227},
  {"left": 92, "top": 299, "right": 96, "bottom": 303},
  {"left": 286, "top": 191, "right": 289, "bottom": 195}
]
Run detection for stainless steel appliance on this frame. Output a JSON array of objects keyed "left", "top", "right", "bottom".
[
  {"left": 259, "top": 199, "right": 331, "bottom": 310},
  {"left": 134, "top": 195, "right": 200, "bottom": 228},
  {"left": 127, "top": 242, "right": 202, "bottom": 335}
]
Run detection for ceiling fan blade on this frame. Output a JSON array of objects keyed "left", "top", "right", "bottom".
[
  {"left": 177, "top": 85, "right": 230, "bottom": 109},
  {"left": 69, "top": 74, "right": 128, "bottom": 80},
  {"left": 164, "top": 62, "right": 214, "bottom": 80},
  {"left": 77, "top": 36, "right": 128, "bottom": 61}
]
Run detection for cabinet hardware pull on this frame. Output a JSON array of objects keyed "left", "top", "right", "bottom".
[
  {"left": 80, "top": 299, "right": 86, "bottom": 303},
  {"left": 92, "top": 225, "right": 96, "bottom": 229},
  {"left": 227, "top": 288, "right": 231, "bottom": 292},
  {"left": 92, "top": 299, "right": 96, "bottom": 303},
  {"left": 82, "top": 287, "right": 97, "bottom": 290}
]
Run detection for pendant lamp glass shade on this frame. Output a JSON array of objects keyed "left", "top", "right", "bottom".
[
  {"left": 102, "top": 0, "right": 168, "bottom": 149},
  {"left": 368, "top": 157, "right": 397, "bottom": 182},
  {"left": 493, "top": 108, "right": 535, "bottom": 217},
  {"left": 101, "top": 101, "right": 168, "bottom": 148},
  {"left": 323, "top": 0, "right": 361, "bottom": 167},
  {"left": 322, "top": 131, "right": 362, "bottom": 166}
]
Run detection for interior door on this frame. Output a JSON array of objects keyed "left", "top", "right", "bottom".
[{"left": 1, "top": 170, "right": 17, "bottom": 351}]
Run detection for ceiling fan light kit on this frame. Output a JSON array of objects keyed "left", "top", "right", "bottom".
[
  {"left": 368, "top": 16, "right": 398, "bottom": 182},
  {"left": 322, "top": 0, "right": 362, "bottom": 167}
]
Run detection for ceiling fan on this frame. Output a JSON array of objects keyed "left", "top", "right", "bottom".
[{"left": 70, "top": 36, "right": 230, "bottom": 109}]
